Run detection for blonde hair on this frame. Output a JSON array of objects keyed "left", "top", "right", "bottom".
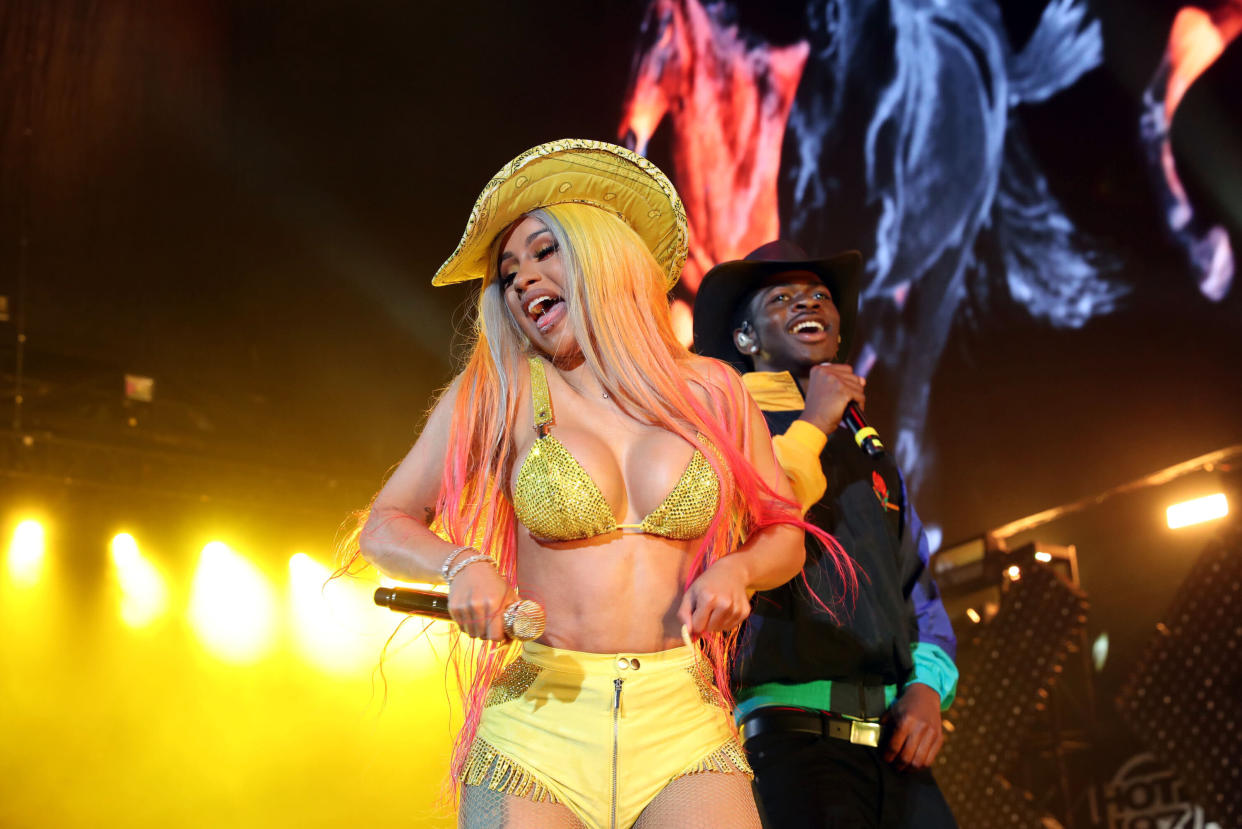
[{"left": 376, "top": 202, "right": 850, "bottom": 795}]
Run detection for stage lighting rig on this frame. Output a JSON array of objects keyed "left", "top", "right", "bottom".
[
  {"left": 936, "top": 552, "right": 1090, "bottom": 828},
  {"left": 1116, "top": 520, "right": 1241, "bottom": 828},
  {"left": 934, "top": 537, "right": 1079, "bottom": 629},
  {"left": 1165, "top": 492, "right": 1229, "bottom": 529},
  {"left": 123, "top": 374, "right": 155, "bottom": 403}
]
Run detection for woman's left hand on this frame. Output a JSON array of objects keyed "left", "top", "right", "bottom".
[{"left": 678, "top": 556, "right": 753, "bottom": 639}]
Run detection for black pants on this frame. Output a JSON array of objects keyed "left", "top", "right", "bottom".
[{"left": 745, "top": 731, "right": 957, "bottom": 829}]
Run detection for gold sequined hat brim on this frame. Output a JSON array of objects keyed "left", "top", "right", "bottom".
[{"left": 431, "top": 138, "right": 688, "bottom": 289}]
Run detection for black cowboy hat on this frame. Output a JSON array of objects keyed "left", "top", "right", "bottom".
[{"left": 692, "top": 240, "right": 863, "bottom": 372}]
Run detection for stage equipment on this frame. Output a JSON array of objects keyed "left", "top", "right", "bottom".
[
  {"left": 1165, "top": 492, "right": 1228, "bottom": 529},
  {"left": 123, "top": 374, "right": 154, "bottom": 403},
  {"left": 936, "top": 558, "right": 1090, "bottom": 828},
  {"left": 988, "top": 447, "right": 1242, "bottom": 541},
  {"left": 933, "top": 538, "right": 1079, "bottom": 629},
  {"left": 1115, "top": 520, "right": 1241, "bottom": 828}
]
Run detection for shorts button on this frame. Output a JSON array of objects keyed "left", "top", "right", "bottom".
[
  {"left": 630, "top": 658, "right": 641, "bottom": 670},
  {"left": 616, "top": 657, "right": 630, "bottom": 670}
]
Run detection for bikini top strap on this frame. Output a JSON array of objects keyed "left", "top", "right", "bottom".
[{"left": 528, "top": 356, "right": 555, "bottom": 432}]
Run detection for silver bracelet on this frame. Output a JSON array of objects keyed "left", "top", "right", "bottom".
[
  {"left": 446, "top": 553, "right": 497, "bottom": 584},
  {"left": 440, "top": 545, "right": 475, "bottom": 582}
]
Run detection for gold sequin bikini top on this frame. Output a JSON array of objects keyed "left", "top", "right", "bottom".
[{"left": 512, "top": 357, "right": 721, "bottom": 542}]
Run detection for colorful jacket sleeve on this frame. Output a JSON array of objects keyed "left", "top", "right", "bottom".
[
  {"left": 771, "top": 420, "right": 829, "bottom": 513},
  {"left": 898, "top": 471, "right": 959, "bottom": 709}
]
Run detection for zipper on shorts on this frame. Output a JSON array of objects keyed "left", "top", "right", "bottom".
[{"left": 611, "top": 677, "right": 623, "bottom": 829}]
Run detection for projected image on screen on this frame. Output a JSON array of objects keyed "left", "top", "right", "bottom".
[
  {"left": 621, "top": 0, "right": 1129, "bottom": 492},
  {"left": 1142, "top": 0, "right": 1240, "bottom": 302},
  {"left": 621, "top": 0, "right": 1239, "bottom": 521}
]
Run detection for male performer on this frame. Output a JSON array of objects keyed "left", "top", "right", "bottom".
[{"left": 694, "top": 241, "right": 958, "bottom": 828}]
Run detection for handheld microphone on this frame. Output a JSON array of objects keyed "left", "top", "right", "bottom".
[
  {"left": 841, "top": 402, "right": 884, "bottom": 458},
  {"left": 374, "top": 586, "right": 450, "bottom": 620},
  {"left": 373, "top": 587, "right": 547, "bottom": 641}
]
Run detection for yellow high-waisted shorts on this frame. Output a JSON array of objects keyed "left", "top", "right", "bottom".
[{"left": 459, "top": 641, "right": 752, "bottom": 829}]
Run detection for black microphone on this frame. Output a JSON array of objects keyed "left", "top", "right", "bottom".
[
  {"left": 373, "top": 587, "right": 547, "bottom": 641},
  {"left": 374, "top": 587, "right": 450, "bottom": 620},
  {"left": 841, "top": 402, "right": 884, "bottom": 458}
]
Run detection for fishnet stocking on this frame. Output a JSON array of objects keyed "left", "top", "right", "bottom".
[
  {"left": 458, "top": 769, "right": 758, "bottom": 828},
  {"left": 457, "top": 784, "right": 586, "bottom": 829},
  {"left": 633, "top": 772, "right": 761, "bottom": 829}
]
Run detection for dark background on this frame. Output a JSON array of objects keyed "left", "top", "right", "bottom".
[{"left": 4, "top": 0, "right": 1237, "bottom": 548}]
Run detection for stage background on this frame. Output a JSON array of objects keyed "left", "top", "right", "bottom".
[{"left": 1, "top": 1, "right": 1238, "bottom": 826}]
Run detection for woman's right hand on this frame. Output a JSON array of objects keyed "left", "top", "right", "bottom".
[
  {"left": 448, "top": 559, "right": 519, "bottom": 640},
  {"left": 678, "top": 554, "right": 754, "bottom": 639}
]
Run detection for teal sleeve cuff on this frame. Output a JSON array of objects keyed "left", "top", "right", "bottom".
[{"left": 906, "top": 642, "right": 958, "bottom": 710}]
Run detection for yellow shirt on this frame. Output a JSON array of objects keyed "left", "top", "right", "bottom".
[{"left": 741, "top": 371, "right": 829, "bottom": 513}]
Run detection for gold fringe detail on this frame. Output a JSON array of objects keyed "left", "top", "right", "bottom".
[
  {"left": 685, "top": 659, "right": 724, "bottom": 707},
  {"left": 485, "top": 658, "right": 543, "bottom": 707},
  {"left": 673, "top": 739, "right": 754, "bottom": 780},
  {"left": 459, "top": 738, "right": 560, "bottom": 804}
]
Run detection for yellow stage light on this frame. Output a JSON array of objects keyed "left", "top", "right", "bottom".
[
  {"left": 289, "top": 552, "right": 385, "bottom": 674},
  {"left": 1005, "top": 564, "right": 1022, "bottom": 581},
  {"left": 188, "top": 541, "right": 276, "bottom": 663},
  {"left": 8, "top": 520, "right": 45, "bottom": 588},
  {"left": 1034, "top": 550, "right": 1052, "bottom": 563},
  {"left": 290, "top": 554, "right": 452, "bottom": 675},
  {"left": 1166, "top": 493, "right": 1228, "bottom": 529},
  {"left": 965, "top": 608, "right": 982, "bottom": 624},
  {"left": 110, "top": 533, "right": 168, "bottom": 628}
]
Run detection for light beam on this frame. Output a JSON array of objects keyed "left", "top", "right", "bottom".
[
  {"left": 110, "top": 533, "right": 169, "bottom": 628},
  {"left": 188, "top": 541, "right": 276, "bottom": 663},
  {"left": 8, "top": 520, "right": 45, "bottom": 588}
]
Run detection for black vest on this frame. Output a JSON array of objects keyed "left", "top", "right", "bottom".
[{"left": 733, "top": 409, "right": 917, "bottom": 689}]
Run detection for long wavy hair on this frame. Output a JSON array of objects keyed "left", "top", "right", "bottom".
[
  {"left": 336, "top": 201, "right": 856, "bottom": 799},
  {"left": 423, "top": 201, "right": 853, "bottom": 785}
]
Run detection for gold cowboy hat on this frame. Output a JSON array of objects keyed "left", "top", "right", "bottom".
[{"left": 432, "top": 138, "right": 688, "bottom": 288}]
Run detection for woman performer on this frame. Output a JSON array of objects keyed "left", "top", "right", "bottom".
[{"left": 352, "top": 139, "right": 853, "bottom": 829}]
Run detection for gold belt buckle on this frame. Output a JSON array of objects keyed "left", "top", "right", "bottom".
[{"left": 849, "top": 720, "right": 882, "bottom": 748}]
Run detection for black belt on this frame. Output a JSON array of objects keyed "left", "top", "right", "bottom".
[{"left": 740, "top": 708, "right": 883, "bottom": 748}]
